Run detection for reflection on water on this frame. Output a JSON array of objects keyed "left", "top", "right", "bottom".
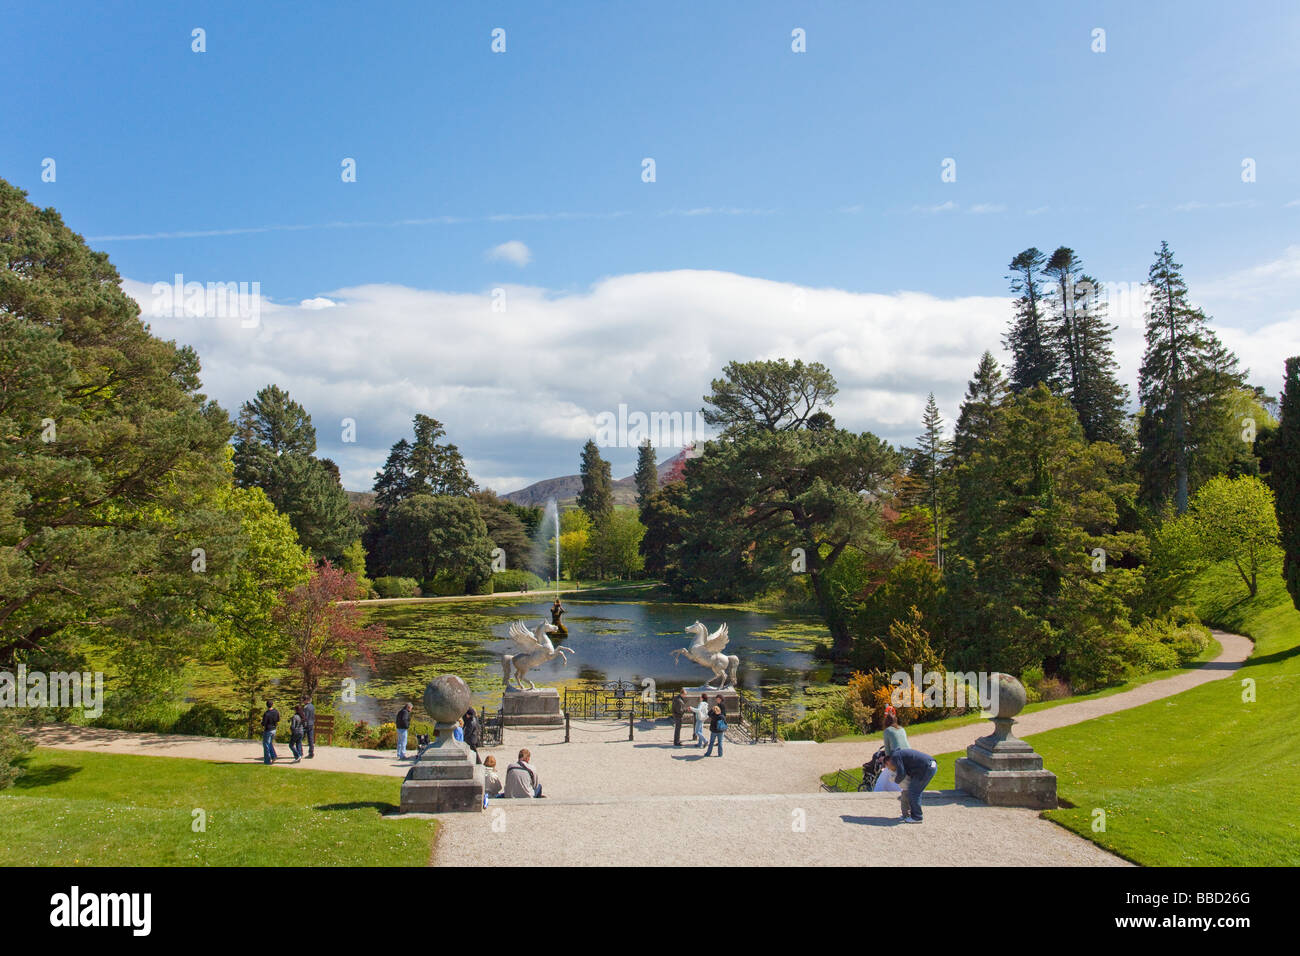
[{"left": 348, "top": 598, "right": 831, "bottom": 726}]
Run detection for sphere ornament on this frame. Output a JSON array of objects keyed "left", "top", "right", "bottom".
[
  {"left": 423, "top": 674, "right": 471, "bottom": 725},
  {"left": 990, "top": 672, "right": 1027, "bottom": 719}
]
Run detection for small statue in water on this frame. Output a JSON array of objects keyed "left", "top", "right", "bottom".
[{"left": 550, "top": 597, "right": 567, "bottom": 637}]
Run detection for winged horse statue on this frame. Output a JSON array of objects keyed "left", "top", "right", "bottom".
[
  {"left": 502, "top": 620, "right": 576, "bottom": 690},
  {"left": 672, "top": 621, "right": 740, "bottom": 689}
]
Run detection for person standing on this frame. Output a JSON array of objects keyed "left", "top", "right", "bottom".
[
  {"left": 261, "top": 700, "right": 281, "bottom": 765},
  {"left": 463, "top": 707, "right": 482, "bottom": 763},
  {"left": 882, "top": 708, "right": 909, "bottom": 756},
  {"left": 704, "top": 704, "right": 726, "bottom": 757},
  {"left": 692, "top": 695, "right": 709, "bottom": 748},
  {"left": 713, "top": 694, "right": 727, "bottom": 720},
  {"left": 395, "top": 702, "right": 413, "bottom": 760},
  {"left": 288, "top": 705, "right": 305, "bottom": 762},
  {"left": 301, "top": 697, "right": 316, "bottom": 758},
  {"left": 888, "top": 748, "right": 938, "bottom": 823},
  {"left": 671, "top": 689, "right": 688, "bottom": 746},
  {"left": 453, "top": 717, "right": 465, "bottom": 743}
]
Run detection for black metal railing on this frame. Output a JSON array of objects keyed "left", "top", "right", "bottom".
[
  {"left": 736, "top": 688, "right": 780, "bottom": 743},
  {"left": 560, "top": 683, "right": 780, "bottom": 743},
  {"left": 480, "top": 707, "right": 504, "bottom": 748}
]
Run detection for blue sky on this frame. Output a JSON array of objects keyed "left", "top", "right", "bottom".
[{"left": 4, "top": 1, "right": 1299, "bottom": 491}]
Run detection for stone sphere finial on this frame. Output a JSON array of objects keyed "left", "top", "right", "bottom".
[
  {"left": 423, "top": 674, "right": 471, "bottom": 725},
  {"left": 989, "top": 672, "right": 1027, "bottom": 719}
]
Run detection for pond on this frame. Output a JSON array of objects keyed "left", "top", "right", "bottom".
[{"left": 346, "top": 596, "right": 832, "bottom": 726}]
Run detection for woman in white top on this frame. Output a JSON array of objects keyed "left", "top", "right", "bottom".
[{"left": 692, "top": 696, "right": 709, "bottom": 748}]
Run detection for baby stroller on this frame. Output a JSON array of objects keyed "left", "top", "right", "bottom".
[{"left": 858, "top": 748, "right": 888, "bottom": 792}]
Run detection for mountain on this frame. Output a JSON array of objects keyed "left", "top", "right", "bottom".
[{"left": 500, "top": 445, "right": 698, "bottom": 508}]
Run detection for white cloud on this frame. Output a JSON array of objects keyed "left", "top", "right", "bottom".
[
  {"left": 300, "top": 297, "right": 337, "bottom": 310},
  {"left": 967, "top": 203, "right": 1005, "bottom": 215},
  {"left": 485, "top": 240, "right": 532, "bottom": 266},
  {"left": 120, "top": 254, "right": 1299, "bottom": 493}
]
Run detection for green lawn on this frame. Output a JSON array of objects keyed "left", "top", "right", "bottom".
[
  {"left": 818, "top": 631, "right": 1223, "bottom": 746},
  {"left": 0, "top": 749, "right": 437, "bottom": 866},
  {"left": 821, "top": 549, "right": 1300, "bottom": 866},
  {"left": 1032, "top": 549, "right": 1300, "bottom": 865}
]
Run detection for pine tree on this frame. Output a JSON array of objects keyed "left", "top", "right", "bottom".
[
  {"left": 913, "top": 393, "right": 951, "bottom": 566},
  {"left": 577, "top": 440, "right": 614, "bottom": 525},
  {"left": 1004, "top": 248, "right": 1058, "bottom": 392},
  {"left": 633, "top": 438, "right": 658, "bottom": 511},
  {"left": 1138, "top": 241, "right": 1246, "bottom": 513},
  {"left": 232, "top": 385, "right": 356, "bottom": 560},
  {"left": 1042, "top": 249, "right": 1130, "bottom": 445},
  {"left": 232, "top": 384, "right": 318, "bottom": 488},
  {"left": 953, "top": 351, "right": 1009, "bottom": 462},
  {"left": 1071, "top": 274, "right": 1131, "bottom": 448},
  {"left": 1275, "top": 357, "right": 1300, "bottom": 610},
  {"left": 373, "top": 439, "right": 414, "bottom": 513}
]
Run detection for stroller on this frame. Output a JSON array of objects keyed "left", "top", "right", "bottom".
[{"left": 858, "top": 748, "right": 889, "bottom": 792}]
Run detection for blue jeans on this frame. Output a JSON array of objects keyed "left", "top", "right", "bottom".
[
  {"left": 396, "top": 727, "right": 408, "bottom": 759},
  {"left": 694, "top": 720, "right": 705, "bottom": 747},
  {"left": 705, "top": 731, "right": 723, "bottom": 756},
  {"left": 262, "top": 730, "right": 277, "bottom": 764},
  {"left": 289, "top": 735, "right": 303, "bottom": 759},
  {"left": 903, "top": 760, "right": 938, "bottom": 820}
]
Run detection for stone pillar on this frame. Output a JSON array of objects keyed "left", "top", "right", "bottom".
[
  {"left": 501, "top": 687, "right": 564, "bottom": 727},
  {"left": 954, "top": 673, "right": 1057, "bottom": 810},
  {"left": 399, "top": 674, "right": 485, "bottom": 813}
]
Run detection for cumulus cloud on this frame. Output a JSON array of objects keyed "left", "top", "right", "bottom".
[
  {"left": 485, "top": 240, "right": 532, "bottom": 266},
  {"left": 300, "top": 297, "right": 337, "bottom": 310},
  {"left": 120, "top": 256, "right": 1298, "bottom": 494}
]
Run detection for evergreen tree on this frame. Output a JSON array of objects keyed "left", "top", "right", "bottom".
[
  {"left": 373, "top": 439, "right": 415, "bottom": 513},
  {"left": 634, "top": 438, "right": 658, "bottom": 511},
  {"left": 952, "top": 351, "right": 1010, "bottom": 462},
  {"left": 409, "top": 414, "right": 475, "bottom": 497},
  {"left": 0, "top": 178, "right": 233, "bottom": 673},
  {"left": 913, "top": 393, "right": 951, "bottom": 566},
  {"left": 1138, "top": 242, "right": 1246, "bottom": 513},
  {"left": 577, "top": 439, "right": 614, "bottom": 525},
  {"left": 701, "top": 359, "right": 837, "bottom": 435},
  {"left": 232, "top": 384, "right": 357, "bottom": 560},
  {"left": 1004, "top": 248, "right": 1058, "bottom": 392},
  {"left": 1276, "top": 357, "right": 1300, "bottom": 609},
  {"left": 232, "top": 384, "right": 317, "bottom": 487},
  {"left": 1043, "top": 249, "right": 1130, "bottom": 445},
  {"left": 372, "top": 416, "right": 474, "bottom": 511}
]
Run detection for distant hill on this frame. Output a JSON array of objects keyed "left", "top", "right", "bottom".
[
  {"left": 343, "top": 446, "right": 700, "bottom": 511},
  {"left": 501, "top": 445, "right": 698, "bottom": 509}
]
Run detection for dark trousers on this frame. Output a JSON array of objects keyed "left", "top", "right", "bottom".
[
  {"left": 903, "top": 761, "right": 938, "bottom": 820},
  {"left": 673, "top": 715, "right": 684, "bottom": 745},
  {"left": 305, "top": 725, "right": 315, "bottom": 756}
]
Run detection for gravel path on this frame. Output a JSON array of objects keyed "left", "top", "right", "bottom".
[{"left": 27, "top": 629, "right": 1249, "bottom": 866}]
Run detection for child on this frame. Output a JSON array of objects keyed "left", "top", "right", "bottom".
[{"left": 483, "top": 755, "right": 503, "bottom": 798}]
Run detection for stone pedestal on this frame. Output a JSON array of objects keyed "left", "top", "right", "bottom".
[
  {"left": 954, "top": 716, "right": 1057, "bottom": 810},
  {"left": 399, "top": 735, "right": 485, "bottom": 813},
  {"left": 501, "top": 687, "right": 564, "bottom": 727},
  {"left": 683, "top": 686, "right": 740, "bottom": 720}
]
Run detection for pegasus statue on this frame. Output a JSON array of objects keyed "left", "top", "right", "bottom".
[
  {"left": 671, "top": 621, "right": 740, "bottom": 689},
  {"left": 502, "top": 620, "right": 575, "bottom": 690}
]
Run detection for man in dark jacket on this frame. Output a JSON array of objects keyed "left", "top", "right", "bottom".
[
  {"left": 261, "top": 700, "right": 281, "bottom": 765},
  {"left": 887, "top": 747, "right": 938, "bottom": 823},
  {"left": 301, "top": 698, "right": 316, "bottom": 758},
  {"left": 671, "top": 689, "right": 688, "bottom": 746},
  {"left": 395, "top": 702, "right": 413, "bottom": 760}
]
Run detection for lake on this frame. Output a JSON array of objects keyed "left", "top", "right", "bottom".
[{"left": 347, "top": 596, "right": 832, "bottom": 726}]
